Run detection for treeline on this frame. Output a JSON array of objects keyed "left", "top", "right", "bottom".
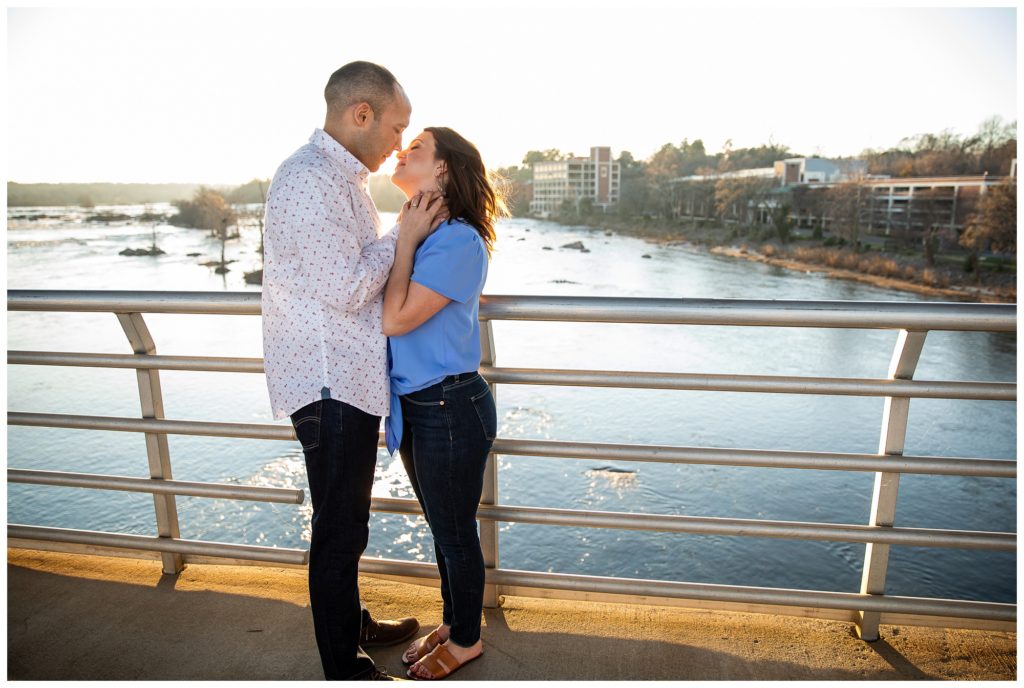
[
  {"left": 8, "top": 176, "right": 406, "bottom": 212},
  {"left": 863, "top": 116, "right": 1016, "bottom": 178},
  {"left": 493, "top": 115, "right": 1017, "bottom": 220},
  {"left": 8, "top": 182, "right": 202, "bottom": 207},
  {"left": 227, "top": 175, "right": 407, "bottom": 210}
]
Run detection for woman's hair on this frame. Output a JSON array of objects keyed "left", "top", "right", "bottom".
[{"left": 425, "top": 127, "right": 508, "bottom": 256}]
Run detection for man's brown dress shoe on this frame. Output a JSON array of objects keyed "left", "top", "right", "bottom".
[{"left": 361, "top": 617, "right": 420, "bottom": 647}]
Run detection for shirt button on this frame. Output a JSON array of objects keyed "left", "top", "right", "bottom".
[{"left": 439, "top": 401, "right": 445, "bottom": 406}]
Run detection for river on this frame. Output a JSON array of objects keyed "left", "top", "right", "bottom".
[{"left": 7, "top": 204, "right": 1016, "bottom": 603}]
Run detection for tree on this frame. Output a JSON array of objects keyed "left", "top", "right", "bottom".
[
  {"left": 522, "top": 149, "right": 567, "bottom": 165},
  {"left": 961, "top": 181, "right": 1016, "bottom": 255},
  {"left": 144, "top": 204, "right": 161, "bottom": 253},
  {"left": 493, "top": 165, "right": 531, "bottom": 216},
  {"left": 645, "top": 143, "right": 685, "bottom": 216},
  {"left": 713, "top": 177, "right": 773, "bottom": 226},
  {"left": 912, "top": 187, "right": 951, "bottom": 266},
  {"left": 244, "top": 180, "right": 268, "bottom": 285},
  {"left": 616, "top": 150, "right": 649, "bottom": 218},
  {"left": 169, "top": 186, "right": 238, "bottom": 233},
  {"left": 827, "top": 182, "right": 867, "bottom": 245},
  {"left": 226, "top": 178, "right": 272, "bottom": 204},
  {"left": 678, "top": 139, "right": 710, "bottom": 176},
  {"left": 863, "top": 116, "right": 1017, "bottom": 178},
  {"left": 770, "top": 203, "right": 795, "bottom": 243},
  {"left": 169, "top": 187, "right": 238, "bottom": 273}
]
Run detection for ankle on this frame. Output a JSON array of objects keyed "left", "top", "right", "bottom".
[{"left": 445, "top": 638, "right": 482, "bottom": 654}]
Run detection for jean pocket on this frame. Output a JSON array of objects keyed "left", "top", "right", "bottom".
[
  {"left": 291, "top": 403, "right": 321, "bottom": 451},
  {"left": 470, "top": 387, "right": 497, "bottom": 441}
]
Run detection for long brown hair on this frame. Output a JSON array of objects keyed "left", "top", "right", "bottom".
[{"left": 425, "top": 127, "right": 508, "bottom": 256}]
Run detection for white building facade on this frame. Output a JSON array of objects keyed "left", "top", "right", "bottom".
[{"left": 529, "top": 147, "right": 621, "bottom": 215}]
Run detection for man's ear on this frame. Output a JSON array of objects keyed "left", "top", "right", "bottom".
[{"left": 352, "top": 102, "right": 374, "bottom": 128}]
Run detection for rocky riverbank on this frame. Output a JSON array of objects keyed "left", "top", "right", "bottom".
[
  {"left": 708, "top": 245, "right": 1013, "bottom": 303},
  {"left": 539, "top": 214, "right": 1015, "bottom": 303}
]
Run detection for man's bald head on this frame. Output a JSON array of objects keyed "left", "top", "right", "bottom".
[{"left": 324, "top": 61, "right": 403, "bottom": 117}]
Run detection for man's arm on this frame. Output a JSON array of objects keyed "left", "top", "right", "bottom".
[{"left": 271, "top": 166, "right": 396, "bottom": 313}]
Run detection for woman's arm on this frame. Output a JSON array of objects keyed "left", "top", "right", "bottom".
[{"left": 382, "top": 192, "right": 451, "bottom": 336}]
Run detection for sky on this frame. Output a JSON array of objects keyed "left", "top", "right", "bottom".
[{"left": 6, "top": 3, "right": 1019, "bottom": 184}]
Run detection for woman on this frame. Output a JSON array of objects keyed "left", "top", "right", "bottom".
[{"left": 382, "top": 127, "right": 505, "bottom": 680}]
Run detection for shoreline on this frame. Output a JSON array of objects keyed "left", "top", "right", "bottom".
[
  {"left": 706, "top": 245, "right": 1014, "bottom": 303},
  {"left": 549, "top": 216, "right": 1016, "bottom": 304}
]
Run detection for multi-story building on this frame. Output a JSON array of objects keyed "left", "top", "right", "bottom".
[
  {"left": 802, "top": 175, "right": 1006, "bottom": 239},
  {"left": 669, "top": 157, "right": 1014, "bottom": 243},
  {"left": 529, "top": 147, "right": 620, "bottom": 216}
]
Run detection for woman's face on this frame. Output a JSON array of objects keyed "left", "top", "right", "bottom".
[{"left": 391, "top": 131, "right": 445, "bottom": 198}]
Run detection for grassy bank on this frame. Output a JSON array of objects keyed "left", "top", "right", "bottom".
[{"left": 540, "top": 213, "right": 1016, "bottom": 303}]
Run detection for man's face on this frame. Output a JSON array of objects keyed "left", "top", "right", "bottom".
[{"left": 362, "top": 85, "right": 411, "bottom": 172}]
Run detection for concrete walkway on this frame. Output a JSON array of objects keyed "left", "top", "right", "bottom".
[{"left": 7, "top": 549, "right": 1017, "bottom": 681}]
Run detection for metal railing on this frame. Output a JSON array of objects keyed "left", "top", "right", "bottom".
[{"left": 7, "top": 290, "right": 1017, "bottom": 640}]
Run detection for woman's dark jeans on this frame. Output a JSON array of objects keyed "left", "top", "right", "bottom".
[
  {"left": 291, "top": 398, "right": 381, "bottom": 680},
  {"left": 398, "top": 372, "right": 497, "bottom": 648}
]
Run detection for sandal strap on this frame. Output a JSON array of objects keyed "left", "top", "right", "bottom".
[
  {"left": 417, "top": 644, "right": 459, "bottom": 679},
  {"left": 405, "top": 629, "right": 443, "bottom": 663}
]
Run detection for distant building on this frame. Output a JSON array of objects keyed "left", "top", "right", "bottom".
[
  {"left": 529, "top": 147, "right": 621, "bottom": 216},
  {"left": 774, "top": 157, "right": 869, "bottom": 185},
  {"left": 668, "top": 156, "right": 1011, "bottom": 242},
  {"left": 799, "top": 175, "right": 1008, "bottom": 238}
]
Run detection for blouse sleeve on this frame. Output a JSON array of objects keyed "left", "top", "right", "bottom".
[{"left": 410, "top": 223, "right": 485, "bottom": 303}]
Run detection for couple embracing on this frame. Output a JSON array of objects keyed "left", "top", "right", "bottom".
[{"left": 261, "top": 61, "right": 502, "bottom": 680}]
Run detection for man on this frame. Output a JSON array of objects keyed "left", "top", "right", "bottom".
[{"left": 262, "top": 61, "right": 419, "bottom": 681}]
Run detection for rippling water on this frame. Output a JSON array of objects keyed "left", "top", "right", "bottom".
[{"left": 7, "top": 205, "right": 1016, "bottom": 603}]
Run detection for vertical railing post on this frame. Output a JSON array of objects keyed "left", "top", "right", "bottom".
[
  {"left": 117, "top": 312, "right": 183, "bottom": 574},
  {"left": 856, "top": 329, "right": 927, "bottom": 641},
  {"left": 479, "top": 319, "right": 501, "bottom": 608}
]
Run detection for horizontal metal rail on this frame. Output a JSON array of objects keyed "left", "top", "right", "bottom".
[
  {"left": 8, "top": 351, "right": 265, "bottom": 374},
  {"left": 8, "top": 352, "right": 1015, "bottom": 401},
  {"left": 356, "top": 557, "right": 1015, "bottom": 622},
  {"left": 8, "top": 290, "right": 1016, "bottom": 331},
  {"left": 9, "top": 412, "right": 1015, "bottom": 478},
  {"left": 9, "top": 412, "right": 295, "bottom": 441},
  {"left": 477, "top": 296, "right": 1018, "bottom": 332},
  {"left": 8, "top": 525, "right": 308, "bottom": 565},
  {"left": 8, "top": 468, "right": 304, "bottom": 504},
  {"left": 370, "top": 497, "right": 1014, "bottom": 551},
  {"left": 481, "top": 366, "right": 1016, "bottom": 401},
  {"left": 7, "top": 290, "right": 262, "bottom": 315},
  {"left": 496, "top": 438, "right": 1017, "bottom": 478}
]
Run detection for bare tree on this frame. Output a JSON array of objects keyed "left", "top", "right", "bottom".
[
  {"left": 912, "top": 187, "right": 952, "bottom": 266},
  {"left": 961, "top": 181, "right": 1017, "bottom": 255},
  {"left": 826, "top": 181, "right": 867, "bottom": 245},
  {"left": 714, "top": 177, "right": 773, "bottom": 228}
]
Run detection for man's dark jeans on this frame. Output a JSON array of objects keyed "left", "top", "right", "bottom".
[
  {"left": 398, "top": 372, "right": 497, "bottom": 648},
  {"left": 292, "top": 398, "right": 381, "bottom": 680}
]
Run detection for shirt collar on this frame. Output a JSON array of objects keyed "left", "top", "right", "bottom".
[{"left": 309, "top": 128, "right": 370, "bottom": 183}]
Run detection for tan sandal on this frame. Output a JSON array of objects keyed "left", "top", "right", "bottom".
[
  {"left": 402, "top": 629, "right": 444, "bottom": 665},
  {"left": 407, "top": 643, "right": 482, "bottom": 680}
]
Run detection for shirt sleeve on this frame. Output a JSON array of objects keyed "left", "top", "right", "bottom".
[
  {"left": 267, "top": 165, "right": 395, "bottom": 313},
  {"left": 410, "top": 223, "right": 485, "bottom": 303}
]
